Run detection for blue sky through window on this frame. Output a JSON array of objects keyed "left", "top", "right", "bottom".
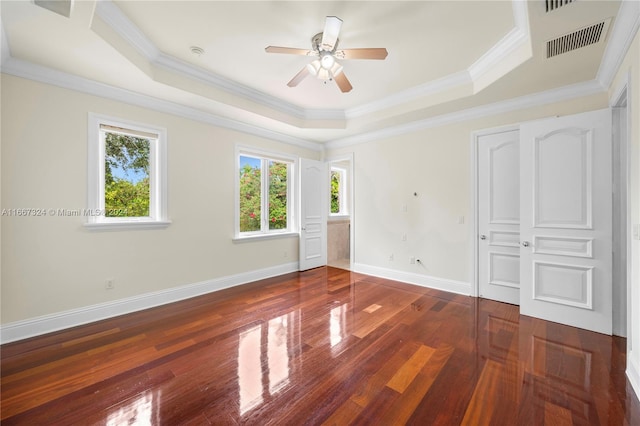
[
  {"left": 107, "top": 139, "right": 149, "bottom": 184},
  {"left": 240, "top": 155, "right": 261, "bottom": 169},
  {"left": 111, "top": 165, "right": 147, "bottom": 184}
]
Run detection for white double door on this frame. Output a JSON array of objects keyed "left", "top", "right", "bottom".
[{"left": 478, "top": 109, "right": 613, "bottom": 334}]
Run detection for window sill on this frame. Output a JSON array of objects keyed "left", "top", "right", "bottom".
[
  {"left": 233, "top": 232, "right": 299, "bottom": 243},
  {"left": 328, "top": 214, "right": 350, "bottom": 221},
  {"left": 84, "top": 220, "right": 172, "bottom": 231}
]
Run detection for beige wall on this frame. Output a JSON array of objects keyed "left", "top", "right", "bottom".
[
  {"left": 327, "top": 93, "right": 609, "bottom": 283},
  {"left": 0, "top": 74, "right": 319, "bottom": 324},
  {"left": 609, "top": 27, "right": 640, "bottom": 396}
]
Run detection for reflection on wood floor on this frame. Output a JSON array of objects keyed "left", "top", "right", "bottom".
[{"left": 1, "top": 267, "right": 639, "bottom": 424}]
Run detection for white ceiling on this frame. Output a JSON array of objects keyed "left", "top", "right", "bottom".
[{"left": 0, "top": 0, "right": 624, "bottom": 147}]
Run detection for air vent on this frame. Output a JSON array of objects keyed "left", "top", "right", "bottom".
[
  {"left": 545, "top": 0, "right": 575, "bottom": 13},
  {"left": 546, "top": 20, "right": 609, "bottom": 58},
  {"left": 34, "top": 0, "right": 73, "bottom": 18}
]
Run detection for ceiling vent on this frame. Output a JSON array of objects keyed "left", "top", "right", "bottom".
[
  {"left": 33, "top": 0, "right": 73, "bottom": 18},
  {"left": 545, "top": 0, "right": 575, "bottom": 13},
  {"left": 546, "top": 19, "right": 610, "bottom": 58}
]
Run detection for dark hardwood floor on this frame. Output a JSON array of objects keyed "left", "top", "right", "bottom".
[{"left": 1, "top": 267, "right": 639, "bottom": 425}]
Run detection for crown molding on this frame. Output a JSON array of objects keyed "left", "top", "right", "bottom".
[
  {"left": 345, "top": 70, "right": 473, "bottom": 119},
  {"left": 597, "top": 0, "right": 640, "bottom": 89},
  {"left": 0, "top": 50, "right": 606, "bottom": 153},
  {"left": 326, "top": 79, "right": 605, "bottom": 150},
  {"left": 0, "top": 56, "right": 323, "bottom": 152},
  {"left": 4, "top": 0, "right": 633, "bottom": 152}
]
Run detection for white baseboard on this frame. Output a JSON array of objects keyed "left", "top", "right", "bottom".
[
  {"left": 0, "top": 262, "right": 299, "bottom": 344},
  {"left": 353, "top": 263, "right": 471, "bottom": 296},
  {"left": 627, "top": 351, "right": 640, "bottom": 400}
]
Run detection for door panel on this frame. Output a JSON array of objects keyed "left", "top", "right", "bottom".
[
  {"left": 299, "top": 158, "right": 327, "bottom": 271},
  {"left": 534, "top": 129, "right": 592, "bottom": 228},
  {"left": 520, "top": 109, "right": 612, "bottom": 334},
  {"left": 478, "top": 129, "right": 520, "bottom": 305},
  {"left": 489, "top": 252, "right": 520, "bottom": 288},
  {"left": 490, "top": 140, "right": 520, "bottom": 224}
]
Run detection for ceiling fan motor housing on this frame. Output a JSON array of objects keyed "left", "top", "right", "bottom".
[{"left": 312, "top": 32, "right": 339, "bottom": 53}]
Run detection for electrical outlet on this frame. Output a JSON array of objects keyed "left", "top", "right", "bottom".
[
  {"left": 402, "top": 233, "right": 407, "bottom": 241},
  {"left": 410, "top": 257, "right": 416, "bottom": 264},
  {"left": 389, "top": 253, "right": 394, "bottom": 261},
  {"left": 105, "top": 279, "right": 115, "bottom": 290}
]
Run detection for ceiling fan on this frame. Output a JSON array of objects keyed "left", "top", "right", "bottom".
[{"left": 265, "top": 16, "right": 388, "bottom": 93}]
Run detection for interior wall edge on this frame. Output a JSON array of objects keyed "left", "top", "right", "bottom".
[{"left": 628, "top": 351, "right": 640, "bottom": 400}]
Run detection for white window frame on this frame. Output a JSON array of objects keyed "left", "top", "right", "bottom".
[
  {"left": 86, "top": 113, "right": 170, "bottom": 230},
  {"left": 234, "top": 146, "right": 298, "bottom": 241},
  {"left": 330, "top": 166, "right": 348, "bottom": 217}
]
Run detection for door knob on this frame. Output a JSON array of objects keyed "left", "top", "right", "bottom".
[
  {"left": 479, "top": 235, "right": 487, "bottom": 240},
  {"left": 522, "top": 241, "right": 530, "bottom": 247},
  {"left": 301, "top": 227, "right": 306, "bottom": 231}
]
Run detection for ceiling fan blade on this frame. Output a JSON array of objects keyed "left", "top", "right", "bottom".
[
  {"left": 336, "top": 48, "right": 388, "bottom": 60},
  {"left": 287, "top": 66, "right": 310, "bottom": 87},
  {"left": 265, "top": 46, "right": 315, "bottom": 56},
  {"left": 321, "top": 16, "right": 342, "bottom": 51},
  {"left": 334, "top": 72, "right": 353, "bottom": 93}
]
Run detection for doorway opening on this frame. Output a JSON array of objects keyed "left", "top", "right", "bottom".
[{"left": 327, "top": 154, "right": 354, "bottom": 270}]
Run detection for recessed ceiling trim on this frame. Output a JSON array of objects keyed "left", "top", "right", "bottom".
[
  {"left": 95, "top": 0, "right": 316, "bottom": 122},
  {"left": 94, "top": 0, "right": 533, "bottom": 127},
  {"left": 346, "top": 70, "right": 473, "bottom": 119},
  {"left": 468, "top": 0, "right": 530, "bottom": 81},
  {"left": 95, "top": 0, "right": 159, "bottom": 60},
  {"left": 348, "top": 1, "right": 530, "bottom": 120}
]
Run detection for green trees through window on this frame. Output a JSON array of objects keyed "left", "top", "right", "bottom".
[
  {"left": 330, "top": 170, "right": 340, "bottom": 214},
  {"left": 104, "top": 132, "right": 150, "bottom": 217},
  {"left": 268, "top": 161, "right": 288, "bottom": 230},
  {"left": 239, "top": 161, "right": 261, "bottom": 232},
  {"left": 239, "top": 155, "right": 289, "bottom": 233}
]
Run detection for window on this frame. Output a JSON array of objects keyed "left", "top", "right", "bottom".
[
  {"left": 87, "top": 113, "right": 169, "bottom": 230},
  {"left": 330, "top": 166, "right": 347, "bottom": 215},
  {"left": 236, "top": 148, "right": 296, "bottom": 238}
]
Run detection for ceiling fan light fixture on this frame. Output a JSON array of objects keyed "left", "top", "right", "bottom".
[
  {"left": 320, "top": 53, "right": 335, "bottom": 70},
  {"left": 330, "top": 62, "right": 343, "bottom": 77},
  {"left": 265, "top": 15, "right": 388, "bottom": 92},
  {"left": 306, "top": 59, "right": 321, "bottom": 76},
  {"left": 317, "top": 68, "right": 331, "bottom": 81}
]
